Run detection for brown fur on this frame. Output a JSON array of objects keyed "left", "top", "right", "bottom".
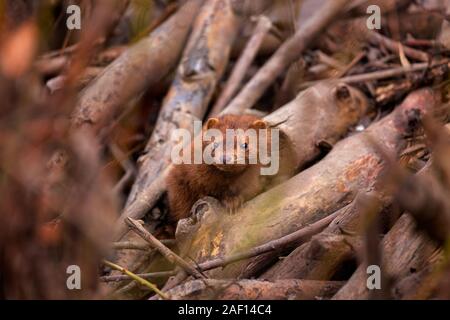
[{"left": 166, "top": 114, "right": 270, "bottom": 222}]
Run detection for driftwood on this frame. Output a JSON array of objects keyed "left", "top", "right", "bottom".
[
  {"left": 392, "top": 254, "right": 443, "bottom": 300},
  {"left": 71, "top": 0, "right": 203, "bottom": 134},
  {"left": 332, "top": 213, "right": 439, "bottom": 299},
  {"left": 121, "top": 0, "right": 239, "bottom": 234},
  {"left": 111, "top": 81, "right": 370, "bottom": 298},
  {"left": 175, "top": 88, "right": 438, "bottom": 282},
  {"left": 260, "top": 192, "right": 393, "bottom": 281},
  {"left": 209, "top": 15, "right": 273, "bottom": 116},
  {"left": 223, "top": 0, "right": 349, "bottom": 115},
  {"left": 161, "top": 279, "right": 344, "bottom": 300},
  {"left": 120, "top": 81, "right": 369, "bottom": 232},
  {"left": 115, "top": 80, "right": 369, "bottom": 279},
  {"left": 109, "top": 0, "right": 239, "bottom": 296},
  {"left": 391, "top": 142, "right": 450, "bottom": 299},
  {"left": 264, "top": 82, "right": 369, "bottom": 171}
]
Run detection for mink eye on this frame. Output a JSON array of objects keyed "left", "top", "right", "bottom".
[{"left": 241, "top": 142, "right": 248, "bottom": 149}]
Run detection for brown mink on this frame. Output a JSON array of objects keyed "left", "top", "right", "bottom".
[{"left": 166, "top": 114, "right": 273, "bottom": 222}]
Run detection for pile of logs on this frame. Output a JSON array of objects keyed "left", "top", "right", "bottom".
[{"left": 1, "top": 0, "right": 450, "bottom": 300}]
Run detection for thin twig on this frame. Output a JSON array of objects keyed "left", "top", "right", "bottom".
[
  {"left": 126, "top": 217, "right": 205, "bottom": 279},
  {"left": 101, "top": 270, "right": 176, "bottom": 282},
  {"left": 335, "top": 51, "right": 366, "bottom": 78},
  {"left": 103, "top": 260, "right": 169, "bottom": 299},
  {"left": 210, "top": 15, "right": 272, "bottom": 116},
  {"left": 113, "top": 239, "right": 176, "bottom": 250},
  {"left": 153, "top": 208, "right": 341, "bottom": 298},
  {"left": 368, "top": 31, "right": 429, "bottom": 62},
  {"left": 197, "top": 207, "right": 341, "bottom": 271},
  {"left": 222, "top": 0, "right": 350, "bottom": 115},
  {"left": 299, "top": 62, "right": 449, "bottom": 90}
]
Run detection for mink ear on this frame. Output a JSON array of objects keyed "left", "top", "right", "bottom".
[
  {"left": 206, "top": 118, "right": 219, "bottom": 129},
  {"left": 250, "top": 120, "right": 267, "bottom": 130}
]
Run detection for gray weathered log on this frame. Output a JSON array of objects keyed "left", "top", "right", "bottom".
[
  {"left": 161, "top": 278, "right": 344, "bottom": 300},
  {"left": 222, "top": 0, "right": 350, "bottom": 115},
  {"left": 261, "top": 192, "right": 392, "bottom": 281},
  {"left": 118, "top": 81, "right": 370, "bottom": 239},
  {"left": 71, "top": 0, "right": 204, "bottom": 133},
  {"left": 122, "top": 0, "right": 239, "bottom": 227},
  {"left": 176, "top": 88, "right": 438, "bottom": 280},
  {"left": 332, "top": 213, "right": 439, "bottom": 299}
]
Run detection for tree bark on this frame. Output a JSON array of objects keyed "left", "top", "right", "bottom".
[
  {"left": 71, "top": 0, "right": 203, "bottom": 133},
  {"left": 162, "top": 279, "right": 344, "bottom": 300},
  {"left": 176, "top": 88, "right": 438, "bottom": 280}
]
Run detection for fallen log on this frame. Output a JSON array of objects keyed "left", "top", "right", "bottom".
[
  {"left": 161, "top": 279, "right": 344, "bottom": 300},
  {"left": 332, "top": 213, "right": 439, "bottom": 299},
  {"left": 260, "top": 192, "right": 393, "bottom": 281},
  {"left": 175, "top": 88, "right": 438, "bottom": 282},
  {"left": 264, "top": 82, "right": 369, "bottom": 172},
  {"left": 222, "top": 0, "right": 350, "bottom": 115},
  {"left": 71, "top": 0, "right": 203, "bottom": 134},
  {"left": 113, "top": 81, "right": 370, "bottom": 298},
  {"left": 117, "top": 81, "right": 370, "bottom": 239},
  {"left": 210, "top": 15, "right": 273, "bottom": 116},
  {"left": 121, "top": 0, "right": 239, "bottom": 230},
  {"left": 109, "top": 0, "right": 239, "bottom": 296},
  {"left": 333, "top": 125, "right": 450, "bottom": 299},
  {"left": 393, "top": 253, "right": 443, "bottom": 300},
  {"left": 392, "top": 135, "right": 450, "bottom": 299}
]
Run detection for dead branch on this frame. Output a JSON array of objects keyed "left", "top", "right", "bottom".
[
  {"left": 126, "top": 217, "right": 205, "bottom": 280},
  {"left": 160, "top": 279, "right": 344, "bottom": 300},
  {"left": 113, "top": 81, "right": 370, "bottom": 295},
  {"left": 332, "top": 213, "right": 439, "bottom": 299},
  {"left": 71, "top": 0, "right": 204, "bottom": 133},
  {"left": 222, "top": 0, "right": 350, "bottom": 115},
  {"left": 196, "top": 202, "right": 342, "bottom": 271},
  {"left": 265, "top": 82, "right": 369, "bottom": 171},
  {"left": 121, "top": 0, "right": 239, "bottom": 237},
  {"left": 103, "top": 260, "right": 168, "bottom": 299},
  {"left": 210, "top": 15, "right": 272, "bottom": 116},
  {"left": 176, "top": 88, "right": 438, "bottom": 281},
  {"left": 101, "top": 270, "right": 176, "bottom": 283},
  {"left": 112, "top": 239, "right": 175, "bottom": 251},
  {"left": 116, "top": 81, "right": 369, "bottom": 241},
  {"left": 368, "top": 31, "right": 429, "bottom": 62},
  {"left": 299, "top": 61, "right": 449, "bottom": 90},
  {"left": 261, "top": 192, "right": 392, "bottom": 281}
]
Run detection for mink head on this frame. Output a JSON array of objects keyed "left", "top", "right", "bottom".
[{"left": 202, "top": 114, "right": 270, "bottom": 173}]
